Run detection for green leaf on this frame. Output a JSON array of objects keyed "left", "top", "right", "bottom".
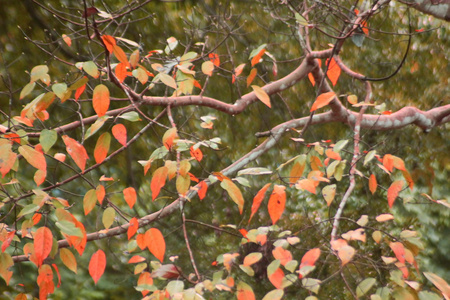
[
  {"left": 56, "top": 221, "right": 83, "bottom": 237},
  {"left": 20, "top": 82, "right": 36, "bottom": 100},
  {"left": 52, "top": 83, "right": 68, "bottom": 99},
  {"left": 333, "top": 140, "right": 348, "bottom": 153},
  {"left": 83, "top": 189, "right": 97, "bottom": 216},
  {"left": 83, "top": 61, "right": 99, "bottom": 78},
  {"left": 118, "top": 111, "right": 141, "bottom": 122},
  {"left": 166, "top": 280, "right": 184, "bottom": 297},
  {"left": 364, "top": 150, "right": 377, "bottom": 165},
  {"left": 295, "top": 13, "right": 309, "bottom": 26},
  {"left": 237, "top": 167, "right": 272, "bottom": 176},
  {"left": 262, "top": 289, "right": 284, "bottom": 300},
  {"left": 102, "top": 207, "right": 116, "bottom": 229},
  {"left": 69, "top": 76, "right": 89, "bottom": 90},
  {"left": 356, "top": 278, "right": 376, "bottom": 297},
  {"left": 239, "top": 265, "right": 255, "bottom": 276},
  {"left": 158, "top": 73, "right": 177, "bottom": 89},
  {"left": 30, "top": 65, "right": 49, "bottom": 83},
  {"left": 302, "top": 278, "right": 321, "bottom": 294},
  {"left": 18, "top": 204, "right": 40, "bottom": 218},
  {"left": 249, "top": 44, "right": 267, "bottom": 59},
  {"left": 40, "top": 129, "right": 57, "bottom": 153},
  {"left": 84, "top": 116, "right": 111, "bottom": 140}
]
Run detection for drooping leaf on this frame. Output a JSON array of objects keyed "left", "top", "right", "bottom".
[
  {"left": 145, "top": 228, "right": 165, "bottom": 262},
  {"left": 62, "top": 135, "right": 89, "bottom": 172},
  {"left": 18, "top": 145, "right": 46, "bottom": 171},
  {"left": 369, "top": 174, "right": 377, "bottom": 194},
  {"left": 96, "top": 184, "right": 105, "bottom": 205},
  {"left": 59, "top": 248, "right": 77, "bottom": 274},
  {"left": 251, "top": 85, "right": 271, "bottom": 108},
  {"left": 321, "top": 184, "right": 336, "bottom": 206},
  {"left": 123, "top": 187, "right": 137, "bottom": 209},
  {"left": 127, "top": 217, "right": 139, "bottom": 240},
  {"left": 326, "top": 58, "right": 341, "bottom": 86},
  {"left": 82, "top": 61, "right": 99, "bottom": 78},
  {"left": 268, "top": 185, "right": 286, "bottom": 225},
  {"left": 249, "top": 183, "right": 271, "bottom": 223},
  {"left": 151, "top": 166, "right": 168, "bottom": 200},
  {"left": 247, "top": 68, "right": 257, "bottom": 87},
  {"left": 34, "top": 227, "right": 53, "bottom": 267},
  {"left": 310, "top": 92, "right": 336, "bottom": 112},
  {"left": 220, "top": 178, "right": 245, "bottom": 214},
  {"left": 83, "top": 189, "right": 97, "bottom": 216},
  {"left": 93, "top": 84, "right": 110, "bottom": 117},
  {"left": 102, "top": 207, "right": 115, "bottom": 229},
  {"left": 94, "top": 132, "right": 111, "bottom": 164},
  {"left": 40, "top": 129, "right": 57, "bottom": 153},
  {"left": 89, "top": 250, "right": 106, "bottom": 285},
  {"left": 387, "top": 180, "right": 403, "bottom": 208}
]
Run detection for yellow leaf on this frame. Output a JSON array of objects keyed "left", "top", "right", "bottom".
[{"left": 251, "top": 85, "right": 271, "bottom": 108}]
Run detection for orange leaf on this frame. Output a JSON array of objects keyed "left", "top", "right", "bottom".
[
  {"left": 190, "top": 146, "right": 203, "bottom": 161},
  {"left": 145, "top": 228, "right": 165, "bottom": 262},
  {"left": 268, "top": 185, "right": 286, "bottom": 225},
  {"left": 387, "top": 180, "right": 403, "bottom": 208},
  {"left": 83, "top": 189, "right": 97, "bottom": 216},
  {"left": 390, "top": 242, "right": 405, "bottom": 264},
  {"left": 268, "top": 267, "right": 284, "bottom": 289},
  {"left": 383, "top": 154, "right": 394, "bottom": 172},
  {"left": 361, "top": 21, "right": 369, "bottom": 36},
  {"left": 249, "top": 183, "right": 271, "bottom": 223},
  {"left": 237, "top": 281, "right": 256, "bottom": 300},
  {"left": 127, "top": 217, "right": 139, "bottom": 240},
  {"left": 272, "top": 246, "right": 293, "bottom": 266},
  {"left": 89, "top": 249, "right": 106, "bottom": 285},
  {"left": 136, "top": 233, "right": 146, "bottom": 250},
  {"left": 369, "top": 174, "right": 377, "bottom": 194},
  {"left": 137, "top": 272, "right": 154, "bottom": 296},
  {"left": 123, "top": 187, "right": 137, "bottom": 209},
  {"left": 1, "top": 230, "right": 15, "bottom": 252},
  {"left": 325, "top": 149, "right": 341, "bottom": 160},
  {"left": 115, "top": 62, "right": 128, "bottom": 83},
  {"left": 34, "top": 227, "right": 53, "bottom": 267},
  {"left": 112, "top": 124, "right": 127, "bottom": 146},
  {"left": 52, "top": 264, "right": 61, "bottom": 287},
  {"left": 162, "top": 127, "right": 178, "bottom": 150},
  {"left": 75, "top": 83, "right": 85, "bottom": 100},
  {"left": 62, "top": 34, "right": 71, "bottom": 47},
  {"left": 18, "top": 145, "right": 46, "bottom": 171},
  {"left": 209, "top": 53, "right": 220, "bottom": 67},
  {"left": 128, "top": 255, "right": 146, "bottom": 264},
  {"left": 247, "top": 68, "right": 257, "bottom": 87},
  {"left": 402, "top": 169, "right": 414, "bottom": 190},
  {"left": 251, "top": 48, "right": 266, "bottom": 67},
  {"left": 234, "top": 63, "right": 246, "bottom": 78},
  {"left": 251, "top": 85, "right": 271, "bottom": 108},
  {"left": 34, "top": 169, "right": 47, "bottom": 186},
  {"left": 300, "top": 248, "right": 321, "bottom": 268},
  {"left": 62, "top": 135, "right": 89, "bottom": 172},
  {"left": 151, "top": 166, "right": 168, "bottom": 200},
  {"left": 310, "top": 92, "right": 336, "bottom": 112},
  {"left": 59, "top": 248, "right": 77, "bottom": 274},
  {"left": 198, "top": 181, "right": 208, "bottom": 200},
  {"left": 295, "top": 179, "right": 317, "bottom": 194},
  {"left": 94, "top": 132, "right": 111, "bottom": 164},
  {"left": 113, "top": 45, "right": 129, "bottom": 67},
  {"left": 326, "top": 58, "right": 341, "bottom": 86},
  {"left": 101, "top": 35, "right": 116, "bottom": 53},
  {"left": 307, "top": 59, "right": 322, "bottom": 86},
  {"left": 96, "top": 185, "right": 105, "bottom": 205},
  {"left": 93, "top": 84, "right": 110, "bottom": 117}
]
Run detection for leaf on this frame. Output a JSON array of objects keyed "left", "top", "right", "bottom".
[
  {"left": 30, "top": 65, "right": 49, "bottom": 83},
  {"left": 220, "top": 178, "right": 245, "bottom": 214},
  {"left": 129, "top": 49, "right": 140, "bottom": 69},
  {"left": 101, "top": 35, "right": 116, "bottom": 53},
  {"left": 289, "top": 155, "right": 306, "bottom": 185},
  {"left": 390, "top": 242, "right": 405, "bottom": 264},
  {"left": 295, "top": 13, "right": 308, "bottom": 26},
  {"left": 82, "top": 61, "right": 99, "bottom": 78},
  {"left": 369, "top": 174, "right": 377, "bottom": 194},
  {"left": 84, "top": 116, "right": 110, "bottom": 140},
  {"left": 295, "top": 179, "right": 316, "bottom": 194},
  {"left": 247, "top": 68, "right": 257, "bottom": 87},
  {"left": 40, "top": 129, "right": 57, "bottom": 153},
  {"left": 20, "top": 82, "right": 36, "bottom": 100},
  {"left": 102, "top": 207, "right": 115, "bottom": 229},
  {"left": 96, "top": 184, "right": 105, "bottom": 205},
  {"left": 356, "top": 278, "right": 376, "bottom": 298},
  {"left": 94, "top": 132, "right": 111, "bottom": 164},
  {"left": 310, "top": 92, "right": 336, "bottom": 112},
  {"left": 62, "top": 34, "right": 71, "bottom": 46},
  {"left": 272, "top": 247, "right": 293, "bottom": 266},
  {"left": 251, "top": 85, "right": 271, "bottom": 108},
  {"left": 123, "top": 187, "right": 137, "bottom": 209},
  {"left": 300, "top": 248, "right": 321, "bottom": 269},
  {"left": 342, "top": 228, "right": 366, "bottom": 242},
  {"left": 326, "top": 58, "right": 341, "bottom": 86},
  {"left": 376, "top": 213, "right": 394, "bottom": 222},
  {"left": 18, "top": 145, "right": 46, "bottom": 171},
  {"left": 209, "top": 52, "right": 220, "bottom": 67},
  {"left": 34, "top": 227, "right": 53, "bottom": 267},
  {"left": 118, "top": 111, "right": 141, "bottom": 122},
  {"left": 52, "top": 83, "right": 68, "bottom": 99},
  {"left": 268, "top": 185, "right": 286, "bottom": 225},
  {"left": 83, "top": 189, "right": 97, "bottom": 216},
  {"left": 423, "top": 272, "right": 450, "bottom": 299},
  {"left": 132, "top": 67, "right": 148, "bottom": 84},
  {"left": 202, "top": 61, "right": 214, "bottom": 76},
  {"left": 115, "top": 62, "right": 128, "bottom": 83},
  {"left": 198, "top": 181, "right": 208, "bottom": 200},
  {"left": 62, "top": 135, "right": 89, "bottom": 172},
  {"left": 251, "top": 48, "right": 266, "bottom": 66},
  {"left": 162, "top": 127, "right": 178, "bottom": 150},
  {"left": 238, "top": 167, "right": 272, "bottom": 176},
  {"left": 158, "top": 73, "right": 177, "bottom": 89},
  {"left": 113, "top": 45, "right": 129, "bottom": 67},
  {"left": 190, "top": 146, "right": 203, "bottom": 161},
  {"left": 89, "top": 250, "right": 106, "bottom": 285},
  {"left": 249, "top": 183, "right": 271, "bottom": 223},
  {"left": 145, "top": 228, "right": 165, "bottom": 262},
  {"left": 243, "top": 252, "right": 263, "bottom": 267},
  {"left": 60, "top": 248, "right": 77, "bottom": 274},
  {"left": 151, "top": 166, "right": 168, "bottom": 200},
  {"left": 268, "top": 264, "right": 284, "bottom": 289},
  {"left": 387, "top": 180, "right": 403, "bottom": 208},
  {"left": 262, "top": 289, "right": 284, "bottom": 300},
  {"left": 302, "top": 278, "right": 321, "bottom": 294},
  {"left": 237, "top": 281, "right": 256, "bottom": 300},
  {"left": 176, "top": 174, "right": 190, "bottom": 195},
  {"left": 347, "top": 94, "right": 358, "bottom": 105},
  {"left": 321, "top": 184, "right": 336, "bottom": 206},
  {"left": 127, "top": 217, "right": 139, "bottom": 240},
  {"left": 93, "top": 84, "right": 110, "bottom": 117},
  {"left": 338, "top": 245, "right": 355, "bottom": 266}
]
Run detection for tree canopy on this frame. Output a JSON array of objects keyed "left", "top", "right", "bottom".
[{"left": 0, "top": 1, "right": 449, "bottom": 299}]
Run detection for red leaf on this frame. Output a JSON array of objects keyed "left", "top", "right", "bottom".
[
  {"left": 112, "top": 124, "right": 127, "bottom": 146},
  {"left": 93, "top": 84, "right": 110, "bottom": 117},
  {"left": 151, "top": 166, "right": 168, "bottom": 200},
  {"left": 248, "top": 183, "right": 271, "bottom": 224},
  {"left": 190, "top": 146, "right": 203, "bottom": 161},
  {"left": 96, "top": 185, "right": 105, "bottom": 205},
  {"left": 123, "top": 187, "right": 137, "bottom": 209},
  {"left": 115, "top": 62, "right": 128, "bottom": 83},
  {"left": 268, "top": 185, "right": 286, "bottom": 225},
  {"left": 101, "top": 35, "right": 116, "bottom": 53},
  {"left": 251, "top": 48, "right": 266, "bottom": 67},
  {"left": 51, "top": 264, "right": 61, "bottom": 287},
  {"left": 1, "top": 230, "right": 15, "bottom": 252},
  {"left": 326, "top": 58, "right": 341, "bottom": 86},
  {"left": 209, "top": 53, "right": 220, "bottom": 67},
  {"left": 128, "top": 255, "right": 146, "bottom": 264},
  {"left": 62, "top": 135, "right": 89, "bottom": 172},
  {"left": 127, "top": 217, "right": 139, "bottom": 240},
  {"left": 198, "top": 181, "right": 208, "bottom": 200},
  {"left": 387, "top": 180, "right": 403, "bottom": 208},
  {"left": 94, "top": 132, "right": 111, "bottom": 164},
  {"left": 74, "top": 83, "right": 85, "bottom": 100},
  {"left": 247, "top": 68, "right": 257, "bottom": 87},
  {"left": 34, "top": 227, "right": 53, "bottom": 267},
  {"left": 145, "top": 228, "right": 165, "bottom": 262},
  {"left": 390, "top": 242, "right": 405, "bottom": 264},
  {"left": 89, "top": 250, "right": 106, "bottom": 285},
  {"left": 310, "top": 92, "right": 336, "bottom": 112},
  {"left": 369, "top": 174, "right": 377, "bottom": 194}
]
